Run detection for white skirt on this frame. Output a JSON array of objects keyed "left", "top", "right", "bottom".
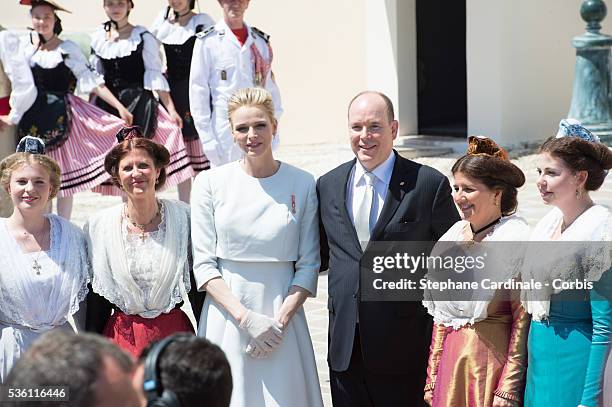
[{"left": 198, "top": 259, "right": 323, "bottom": 407}]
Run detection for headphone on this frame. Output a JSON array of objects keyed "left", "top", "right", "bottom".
[{"left": 143, "top": 335, "right": 186, "bottom": 407}]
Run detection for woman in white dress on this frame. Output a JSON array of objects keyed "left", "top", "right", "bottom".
[
  {"left": 191, "top": 87, "right": 323, "bottom": 407},
  {"left": 0, "top": 136, "right": 89, "bottom": 382}
]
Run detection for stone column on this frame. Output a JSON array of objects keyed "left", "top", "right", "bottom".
[{"left": 567, "top": 0, "right": 612, "bottom": 143}]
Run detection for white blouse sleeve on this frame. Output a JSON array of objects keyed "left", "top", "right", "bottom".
[
  {"left": 191, "top": 171, "right": 222, "bottom": 290},
  {"left": 63, "top": 41, "right": 104, "bottom": 94},
  {"left": 88, "top": 52, "right": 105, "bottom": 76},
  {"left": 142, "top": 32, "right": 169, "bottom": 92},
  {"left": 290, "top": 178, "right": 320, "bottom": 296},
  {"left": 0, "top": 31, "right": 36, "bottom": 124}
]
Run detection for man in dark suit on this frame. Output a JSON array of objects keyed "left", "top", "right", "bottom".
[{"left": 318, "top": 91, "right": 459, "bottom": 406}]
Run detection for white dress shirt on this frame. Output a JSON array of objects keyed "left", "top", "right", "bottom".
[{"left": 346, "top": 151, "right": 396, "bottom": 232}]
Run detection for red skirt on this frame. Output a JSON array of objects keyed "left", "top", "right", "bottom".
[{"left": 103, "top": 308, "right": 194, "bottom": 358}]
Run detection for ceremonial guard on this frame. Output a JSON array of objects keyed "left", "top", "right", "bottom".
[{"left": 189, "top": 0, "right": 282, "bottom": 167}]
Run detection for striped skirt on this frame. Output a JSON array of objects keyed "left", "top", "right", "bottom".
[
  {"left": 92, "top": 103, "right": 202, "bottom": 196},
  {"left": 46, "top": 94, "right": 124, "bottom": 197}
]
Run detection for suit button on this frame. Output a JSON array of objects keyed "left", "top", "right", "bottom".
[{"left": 352, "top": 293, "right": 358, "bottom": 299}]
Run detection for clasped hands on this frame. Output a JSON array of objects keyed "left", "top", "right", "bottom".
[{"left": 239, "top": 310, "right": 285, "bottom": 359}]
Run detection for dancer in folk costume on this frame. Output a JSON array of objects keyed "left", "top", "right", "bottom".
[
  {"left": 189, "top": 0, "right": 282, "bottom": 167},
  {"left": 0, "top": 25, "right": 37, "bottom": 217},
  {"left": 150, "top": 0, "right": 213, "bottom": 202},
  {"left": 17, "top": 0, "right": 131, "bottom": 219},
  {"left": 423, "top": 137, "right": 530, "bottom": 407},
  {"left": 522, "top": 120, "right": 612, "bottom": 407},
  {"left": 90, "top": 0, "right": 195, "bottom": 199},
  {"left": 0, "top": 137, "right": 89, "bottom": 382}
]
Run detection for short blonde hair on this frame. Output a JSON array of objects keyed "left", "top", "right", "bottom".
[
  {"left": 0, "top": 153, "right": 61, "bottom": 199},
  {"left": 227, "top": 87, "right": 276, "bottom": 128}
]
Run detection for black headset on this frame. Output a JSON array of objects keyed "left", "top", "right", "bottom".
[{"left": 143, "top": 335, "right": 185, "bottom": 407}]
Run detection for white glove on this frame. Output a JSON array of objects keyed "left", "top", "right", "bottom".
[
  {"left": 239, "top": 310, "right": 284, "bottom": 352},
  {"left": 246, "top": 339, "right": 270, "bottom": 359}
]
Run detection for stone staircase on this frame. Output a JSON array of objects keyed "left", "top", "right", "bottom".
[{"left": 393, "top": 135, "right": 466, "bottom": 158}]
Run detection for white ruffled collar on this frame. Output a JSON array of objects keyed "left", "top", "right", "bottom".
[
  {"left": 24, "top": 39, "right": 79, "bottom": 69},
  {"left": 91, "top": 25, "right": 148, "bottom": 59},
  {"left": 522, "top": 205, "right": 612, "bottom": 321},
  {"left": 423, "top": 215, "right": 530, "bottom": 330},
  {"left": 151, "top": 12, "right": 214, "bottom": 45}
]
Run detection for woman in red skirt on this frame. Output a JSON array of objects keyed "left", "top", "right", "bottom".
[{"left": 84, "top": 127, "right": 204, "bottom": 357}]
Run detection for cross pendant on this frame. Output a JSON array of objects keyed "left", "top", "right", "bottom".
[
  {"left": 32, "top": 260, "right": 42, "bottom": 275},
  {"left": 140, "top": 231, "right": 146, "bottom": 242}
]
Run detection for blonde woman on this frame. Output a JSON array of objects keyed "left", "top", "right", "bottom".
[
  {"left": 191, "top": 88, "right": 323, "bottom": 407},
  {"left": 0, "top": 137, "right": 89, "bottom": 381}
]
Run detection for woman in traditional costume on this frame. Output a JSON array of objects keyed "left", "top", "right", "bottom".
[
  {"left": 423, "top": 136, "right": 530, "bottom": 406},
  {"left": 0, "top": 136, "right": 89, "bottom": 382},
  {"left": 85, "top": 127, "right": 204, "bottom": 357},
  {"left": 191, "top": 88, "right": 323, "bottom": 407},
  {"left": 90, "top": 0, "right": 194, "bottom": 199},
  {"left": 522, "top": 119, "right": 612, "bottom": 407},
  {"left": 17, "top": 0, "right": 131, "bottom": 219},
  {"left": 150, "top": 0, "right": 213, "bottom": 202}
]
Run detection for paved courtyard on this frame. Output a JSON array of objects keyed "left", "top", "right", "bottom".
[{"left": 67, "top": 142, "right": 612, "bottom": 406}]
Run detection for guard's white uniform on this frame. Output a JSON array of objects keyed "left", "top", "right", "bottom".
[{"left": 189, "top": 20, "right": 282, "bottom": 167}]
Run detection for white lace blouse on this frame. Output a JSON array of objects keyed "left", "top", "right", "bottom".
[
  {"left": 86, "top": 199, "right": 191, "bottom": 318},
  {"left": 21, "top": 38, "right": 104, "bottom": 95},
  {"left": 90, "top": 25, "right": 170, "bottom": 92},
  {"left": 0, "top": 215, "right": 90, "bottom": 331}
]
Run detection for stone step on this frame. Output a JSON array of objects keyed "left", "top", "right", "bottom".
[
  {"left": 394, "top": 135, "right": 466, "bottom": 157},
  {"left": 395, "top": 146, "right": 454, "bottom": 159}
]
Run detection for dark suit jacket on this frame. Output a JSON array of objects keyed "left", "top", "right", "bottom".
[{"left": 318, "top": 151, "right": 459, "bottom": 378}]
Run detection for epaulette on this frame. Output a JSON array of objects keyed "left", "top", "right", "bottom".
[
  {"left": 195, "top": 25, "right": 215, "bottom": 39},
  {"left": 251, "top": 27, "right": 270, "bottom": 43}
]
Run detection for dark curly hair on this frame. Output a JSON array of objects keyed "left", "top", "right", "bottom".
[
  {"left": 539, "top": 136, "right": 612, "bottom": 191},
  {"left": 104, "top": 127, "right": 170, "bottom": 190},
  {"left": 452, "top": 136, "right": 525, "bottom": 216}
]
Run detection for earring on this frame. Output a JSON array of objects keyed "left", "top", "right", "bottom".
[{"left": 155, "top": 178, "right": 159, "bottom": 185}]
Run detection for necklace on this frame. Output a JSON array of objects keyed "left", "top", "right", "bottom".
[
  {"left": 9, "top": 220, "right": 49, "bottom": 275},
  {"left": 470, "top": 217, "right": 501, "bottom": 236},
  {"left": 124, "top": 201, "right": 161, "bottom": 242}
]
